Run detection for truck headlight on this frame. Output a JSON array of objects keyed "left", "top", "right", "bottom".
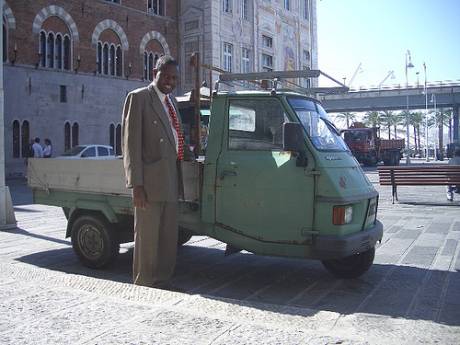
[{"left": 333, "top": 205, "right": 353, "bottom": 225}]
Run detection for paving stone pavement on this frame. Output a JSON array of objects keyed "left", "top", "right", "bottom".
[{"left": 1, "top": 165, "right": 460, "bottom": 345}]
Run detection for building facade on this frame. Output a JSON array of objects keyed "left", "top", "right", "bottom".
[
  {"left": 2, "top": 0, "right": 178, "bottom": 177},
  {"left": 179, "top": 0, "right": 318, "bottom": 92}
]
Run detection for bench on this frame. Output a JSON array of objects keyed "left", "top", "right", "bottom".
[{"left": 377, "top": 165, "right": 460, "bottom": 203}]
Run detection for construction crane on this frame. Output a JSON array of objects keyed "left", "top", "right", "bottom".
[{"left": 347, "top": 62, "right": 363, "bottom": 88}]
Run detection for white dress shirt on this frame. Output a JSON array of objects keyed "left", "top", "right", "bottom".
[{"left": 32, "top": 142, "right": 43, "bottom": 158}]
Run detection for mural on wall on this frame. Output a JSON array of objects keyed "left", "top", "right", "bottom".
[{"left": 283, "top": 24, "right": 296, "bottom": 71}]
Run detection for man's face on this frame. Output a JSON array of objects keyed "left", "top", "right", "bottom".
[{"left": 153, "top": 64, "right": 178, "bottom": 94}]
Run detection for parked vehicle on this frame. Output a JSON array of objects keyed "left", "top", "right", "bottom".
[
  {"left": 342, "top": 123, "right": 404, "bottom": 166},
  {"left": 59, "top": 145, "right": 115, "bottom": 159},
  {"left": 28, "top": 70, "right": 383, "bottom": 279}
]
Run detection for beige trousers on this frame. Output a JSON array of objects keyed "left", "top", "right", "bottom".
[{"left": 133, "top": 201, "right": 178, "bottom": 287}]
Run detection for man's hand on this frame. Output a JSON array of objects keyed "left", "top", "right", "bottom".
[{"left": 133, "top": 186, "right": 148, "bottom": 209}]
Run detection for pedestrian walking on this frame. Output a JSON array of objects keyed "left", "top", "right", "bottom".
[{"left": 446, "top": 147, "right": 460, "bottom": 201}]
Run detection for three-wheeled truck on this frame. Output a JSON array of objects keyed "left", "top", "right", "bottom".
[{"left": 28, "top": 70, "right": 383, "bottom": 279}]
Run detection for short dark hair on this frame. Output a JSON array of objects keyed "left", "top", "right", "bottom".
[
  {"left": 34, "top": 137, "right": 40, "bottom": 143},
  {"left": 155, "top": 55, "right": 178, "bottom": 71}
]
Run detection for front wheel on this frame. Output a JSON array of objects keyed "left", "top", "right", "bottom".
[
  {"left": 321, "top": 247, "right": 375, "bottom": 279},
  {"left": 71, "top": 214, "right": 119, "bottom": 268}
]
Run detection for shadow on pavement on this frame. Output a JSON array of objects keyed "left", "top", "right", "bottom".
[
  {"left": 3, "top": 227, "right": 70, "bottom": 246},
  {"left": 15, "top": 241, "right": 460, "bottom": 327}
]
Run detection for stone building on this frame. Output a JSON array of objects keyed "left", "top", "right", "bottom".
[
  {"left": 2, "top": 0, "right": 178, "bottom": 177},
  {"left": 179, "top": 0, "right": 318, "bottom": 92},
  {"left": 2, "top": 0, "right": 318, "bottom": 177}
]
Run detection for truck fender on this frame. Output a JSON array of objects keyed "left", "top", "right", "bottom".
[{"left": 65, "top": 202, "right": 119, "bottom": 238}]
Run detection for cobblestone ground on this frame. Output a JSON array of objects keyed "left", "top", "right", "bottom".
[{"left": 1, "top": 164, "right": 460, "bottom": 345}]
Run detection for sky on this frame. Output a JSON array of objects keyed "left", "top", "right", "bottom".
[{"left": 317, "top": 0, "right": 460, "bottom": 88}]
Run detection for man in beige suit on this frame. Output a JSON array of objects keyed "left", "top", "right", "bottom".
[{"left": 122, "top": 55, "right": 185, "bottom": 288}]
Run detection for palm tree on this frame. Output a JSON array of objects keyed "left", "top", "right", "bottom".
[
  {"left": 445, "top": 108, "right": 453, "bottom": 144},
  {"left": 335, "top": 112, "right": 357, "bottom": 129},
  {"left": 434, "top": 108, "right": 452, "bottom": 160},
  {"left": 363, "top": 111, "right": 381, "bottom": 128},
  {"left": 409, "top": 111, "right": 424, "bottom": 156},
  {"left": 394, "top": 111, "right": 407, "bottom": 139},
  {"left": 380, "top": 110, "right": 399, "bottom": 139}
]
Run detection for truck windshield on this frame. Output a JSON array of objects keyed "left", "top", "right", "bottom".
[
  {"left": 287, "top": 97, "right": 348, "bottom": 151},
  {"left": 344, "top": 131, "right": 369, "bottom": 142}
]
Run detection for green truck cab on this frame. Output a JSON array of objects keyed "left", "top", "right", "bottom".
[{"left": 29, "top": 70, "right": 383, "bottom": 279}]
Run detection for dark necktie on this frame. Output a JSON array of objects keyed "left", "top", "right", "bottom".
[{"left": 164, "top": 95, "right": 184, "bottom": 161}]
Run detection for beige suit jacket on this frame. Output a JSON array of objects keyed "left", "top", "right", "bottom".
[{"left": 122, "top": 83, "right": 182, "bottom": 202}]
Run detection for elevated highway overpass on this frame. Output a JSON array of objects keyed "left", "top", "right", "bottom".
[{"left": 320, "top": 82, "right": 460, "bottom": 142}]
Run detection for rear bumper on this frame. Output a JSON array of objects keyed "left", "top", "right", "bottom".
[{"left": 313, "top": 220, "right": 383, "bottom": 259}]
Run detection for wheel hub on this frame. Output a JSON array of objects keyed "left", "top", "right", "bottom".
[{"left": 78, "top": 224, "right": 104, "bottom": 259}]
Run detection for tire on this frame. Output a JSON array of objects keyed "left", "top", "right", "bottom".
[
  {"left": 321, "top": 247, "right": 375, "bottom": 279},
  {"left": 71, "top": 214, "right": 119, "bottom": 268},
  {"left": 178, "top": 227, "right": 193, "bottom": 246}
]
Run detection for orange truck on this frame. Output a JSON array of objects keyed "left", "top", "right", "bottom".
[{"left": 342, "top": 123, "right": 404, "bottom": 166}]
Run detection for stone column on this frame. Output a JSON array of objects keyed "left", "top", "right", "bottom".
[
  {"left": 0, "top": 1, "right": 17, "bottom": 230},
  {"left": 453, "top": 104, "right": 459, "bottom": 143}
]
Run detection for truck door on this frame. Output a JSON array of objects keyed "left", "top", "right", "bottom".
[{"left": 215, "top": 97, "right": 315, "bottom": 244}]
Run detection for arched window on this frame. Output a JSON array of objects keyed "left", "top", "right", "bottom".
[
  {"left": 13, "top": 121, "right": 20, "bottom": 158},
  {"left": 144, "top": 52, "right": 148, "bottom": 80},
  {"left": 72, "top": 123, "right": 79, "bottom": 147},
  {"left": 148, "top": 53, "right": 154, "bottom": 81},
  {"left": 47, "top": 32, "right": 54, "bottom": 68},
  {"left": 21, "top": 121, "right": 30, "bottom": 158},
  {"left": 64, "top": 122, "right": 71, "bottom": 151},
  {"left": 55, "top": 34, "right": 63, "bottom": 69},
  {"left": 97, "top": 41, "right": 123, "bottom": 77},
  {"left": 97, "top": 42, "right": 102, "bottom": 74},
  {"left": 3, "top": 24, "right": 7, "bottom": 63},
  {"left": 103, "top": 43, "right": 109, "bottom": 75},
  {"left": 109, "top": 44, "right": 115, "bottom": 76},
  {"left": 143, "top": 42, "right": 162, "bottom": 81},
  {"left": 39, "top": 31, "right": 46, "bottom": 67},
  {"left": 41, "top": 31, "right": 68, "bottom": 70},
  {"left": 116, "top": 46, "right": 122, "bottom": 77},
  {"left": 116, "top": 124, "right": 122, "bottom": 155},
  {"left": 63, "top": 35, "right": 71, "bottom": 70},
  {"left": 144, "top": 52, "right": 160, "bottom": 82},
  {"left": 109, "top": 123, "right": 115, "bottom": 149}
]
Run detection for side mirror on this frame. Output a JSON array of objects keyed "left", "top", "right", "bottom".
[{"left": 283, "top": 122, "right": 304, "bottom": 152}]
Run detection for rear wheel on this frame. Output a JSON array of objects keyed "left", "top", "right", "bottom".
[
  {"left": 321, "top": 247, "right": 375, "bottom": 279},
  {"left": 71, "top": 215, "right": 119, "bottom": 268}
]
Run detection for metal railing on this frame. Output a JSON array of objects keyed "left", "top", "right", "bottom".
[{"left": 348, "top": 80, "right": 460, "bottom": 93}]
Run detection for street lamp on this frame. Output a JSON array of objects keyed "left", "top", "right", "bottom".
[
  {"left": 405, "top": 50, "right": 414, "bottom": 164},
  {"left": 431, "top": 94, "right": 437, "bottom": 160},
  {"left": 423, "top": 62, "right": 429, "bottom": 161}
]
